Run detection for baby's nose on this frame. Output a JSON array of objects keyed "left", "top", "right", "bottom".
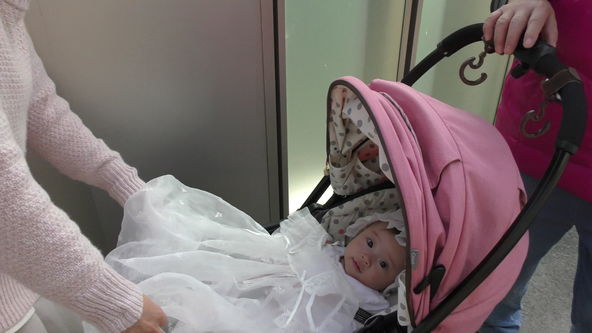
[{"left": 361, "top": 254, "right": 371, "bottom": 267}]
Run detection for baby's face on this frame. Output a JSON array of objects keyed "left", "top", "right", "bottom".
[{"left": 343, "top": 221, "right": 406, "bottom": 291}]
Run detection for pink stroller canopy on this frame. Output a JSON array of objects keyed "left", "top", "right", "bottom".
[{"left": 325, "top": 76, "right": 528, "bottom": 332}]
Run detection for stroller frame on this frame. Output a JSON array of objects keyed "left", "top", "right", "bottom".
[{"left": 269, "top": 23, "right": 587, "bottom": 333}]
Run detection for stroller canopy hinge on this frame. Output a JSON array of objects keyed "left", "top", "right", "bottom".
[{"left": 413, "top": 265, "right": 446, "bottom": 299}]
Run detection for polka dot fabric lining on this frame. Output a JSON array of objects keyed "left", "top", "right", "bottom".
[
  {"left": 320, "top": 188, "right": 401, "bottom": 243},
  {"left": 328, "top": 85, "right": 395, "bottom": 196},
  {"left": 325, "top": 83, "right": 413, "bottom": 329}
]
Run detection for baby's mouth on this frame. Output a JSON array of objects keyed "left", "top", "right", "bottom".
[{"left": 353, "top": 258, "right": 361, "bottom": 273}]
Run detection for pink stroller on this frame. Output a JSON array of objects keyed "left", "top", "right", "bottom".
[{"left": 272, "top": 23, "right": 587, "bottom": 333}]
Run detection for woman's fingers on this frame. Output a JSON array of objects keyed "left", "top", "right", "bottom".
[
  {"left": 484, "top": 0, "right": 558, "bottom": 54},
  {"left": 523, "top": 5, "right": 550, "bottom": 48},
  {"left": 541, "top": 10, "right": 558, "bottom": 47},
  {"left": 493, "top": 10, "right": 514, "bottom": 54},
  {"left": 483, "top": 9, "right": 504, "bottom": 42},
  {"left": 504, "top": 10, "right": 529, "bottom": 53},
  {"left": 122, "top": 296, "right": 168, "bottom": 333}
]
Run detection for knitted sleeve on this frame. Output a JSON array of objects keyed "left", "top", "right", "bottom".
[
  {"left": 0, "top": 33, "right": 146, "bottom": 332},
  {"left": 25, "top": 49, "right": 145, "bottom": 206},
  {"left": 0, "top": 110, "right": 143, "bottom": 332}
]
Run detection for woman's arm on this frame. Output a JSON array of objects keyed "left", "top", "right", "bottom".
[
  {"left": 24, "top": 38, "right": 144, "bottom": 206},
  {"left": 0, "top": 22, "right": 166, "bottom": 332},
  {"left": 0, "top": 109, "right": 144, "bottom": 332},
  {"left": 484, "top": 0, "right": 557, "bottom": 54}
]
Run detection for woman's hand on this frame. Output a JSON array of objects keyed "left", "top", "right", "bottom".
[
  {"left": 122, "top": 296, "right": 168, "bottom": 333},
  {"left": 483, "top": 0, "right": 557, "bottom": 54}
]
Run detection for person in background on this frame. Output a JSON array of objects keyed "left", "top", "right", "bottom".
[
  {"left": 0, "top": 0, "right": 166, "bottom": 332},
  {"left": 481, "top": 0, "right": 592, "bottom": 332}
]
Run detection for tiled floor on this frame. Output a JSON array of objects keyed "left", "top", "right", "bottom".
[{"left": 522, "top": 227, "right": 577, "bottom": 332}]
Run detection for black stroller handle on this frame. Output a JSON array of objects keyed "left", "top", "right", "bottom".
[
  {"left": 300, "top": 174, "right": 331, "bottom": 210},
  {"left": 401, "top": 23, "right": 484, "bottom": 87}
]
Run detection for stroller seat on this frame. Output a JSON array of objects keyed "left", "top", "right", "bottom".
[{"left": 308, "top": 76, "right": 529, "bottom": 333}]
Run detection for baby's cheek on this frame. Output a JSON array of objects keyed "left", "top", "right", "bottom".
[
  {"left": 372, "top": 270, "right": 386, "bottom": 286},
  {"left": 380, "top": 270, "right": 394, "bottom": 287}
]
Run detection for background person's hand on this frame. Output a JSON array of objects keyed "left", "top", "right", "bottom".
[
  {"left": 483, "top": 0, "right": 557, "bottom": 54},
  {"left": 122, "top": 296, "right": 167, "bottom": 333}
]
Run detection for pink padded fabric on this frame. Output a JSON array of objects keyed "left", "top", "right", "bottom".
[{"left": 331, "top": 77, "right": 528, "bottom": 332}]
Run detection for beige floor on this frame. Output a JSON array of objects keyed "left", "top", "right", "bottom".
[{"left": 521, "top": 227, "right": 577, "bottom": 332}]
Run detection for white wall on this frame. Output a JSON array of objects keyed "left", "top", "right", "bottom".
[
  {"left": 285, "top": 0, "right": 405, "bottom": 211},
  {"left": 25, "top": 0, "right": 280, "bottom": 252}
]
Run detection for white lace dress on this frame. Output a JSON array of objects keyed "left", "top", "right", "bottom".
[{"left": 86, "top": 175, "right": 388, "bottom": 333}]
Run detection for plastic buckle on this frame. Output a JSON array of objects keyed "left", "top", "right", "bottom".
[
  {"left": 356, "top": 315, "right": 385, "bottom": 333},
  {"left": 413, "top": 265, "right": 446, "bottom": 299}
]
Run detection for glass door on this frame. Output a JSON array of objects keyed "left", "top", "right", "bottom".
[
  {"left": 413, "top": 0, "right": 512, "bottom": 121},
  {"left": 284, "top": 0, "right": 406, "bottom": 212},
  {"left": 283, "top": 0, "right": 511, "bottom": 213}
]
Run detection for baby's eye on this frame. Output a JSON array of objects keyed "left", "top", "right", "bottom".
[
  {"left": 379, "top": 260, "right": 388, "bottom": 269},
  {"left": 366, "top": 238, "right": 373, "bottom": 248}
]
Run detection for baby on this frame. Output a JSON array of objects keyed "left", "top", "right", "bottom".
[
  {"left": 85, "top": 175, "right": 408, "bottom": 333},
  {"left": 334, "top": 210, "right": 410, "bottom": 329}
]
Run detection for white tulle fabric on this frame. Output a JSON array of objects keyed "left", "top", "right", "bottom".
[{"left": 89, "top": 175, "right": 389, "bottom": 333}]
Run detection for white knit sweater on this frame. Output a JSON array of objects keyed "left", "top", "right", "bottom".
[{"left": 0, "top": 1, "right": 145, "bottom": 332}]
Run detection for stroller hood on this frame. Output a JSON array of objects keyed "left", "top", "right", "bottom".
[{"left": 325, "top": 76, "right": 528, "bottom": 332}]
